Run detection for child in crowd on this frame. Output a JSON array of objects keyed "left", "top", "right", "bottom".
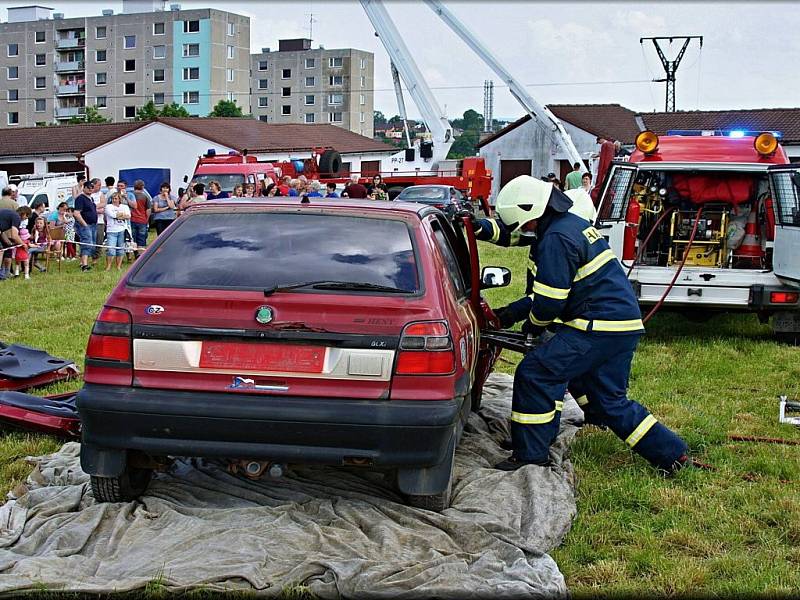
[
  {"left": 29, "top": 216, "right": 50, "bottom": 272},
  {"left": 13, "top": 227, "right": 31, "bottom": 279},
  {"left": 63, "top": 207, "right": 77, "bottom": 260}
]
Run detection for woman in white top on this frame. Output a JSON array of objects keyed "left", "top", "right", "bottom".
[{"left": 104, "top": 192, "right": 131, "bottom": 271}]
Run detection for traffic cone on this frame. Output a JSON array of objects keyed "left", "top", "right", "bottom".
[{"left": 734, "top": 205, "right": 764, "bottom": 268}]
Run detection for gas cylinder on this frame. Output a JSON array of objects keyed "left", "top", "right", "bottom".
[{"left": 623, "top": 198, "right": 641, "bottom": 261}]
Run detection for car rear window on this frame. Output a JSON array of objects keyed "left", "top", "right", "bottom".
[
  {"left": 129, "top": 212, "right": 420, "bottom": 292},
  {"left": 398, "top": 187, "right": 448, "bottom": 202}
]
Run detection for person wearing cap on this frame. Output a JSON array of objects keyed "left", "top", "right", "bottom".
[
  {"left": 73, "top": 180, "right": 98, "bottom": 272},
  {"left": 475, "top": 175, "right": 689, "bottom": 474}
]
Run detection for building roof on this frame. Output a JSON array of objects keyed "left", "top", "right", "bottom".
[
  {"left": 637, "top": 108, "right": 800, "bottom": 144},
  {"left": 0, "top": 121, "right": 147, "bottom": 158},
  {"left": 476, "top": 104, "right": 641, "bottom": 149},
  {"left": 0, "top": 118, "right": 395, "bottom": 159}
]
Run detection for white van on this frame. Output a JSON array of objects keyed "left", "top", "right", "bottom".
[{"left": 15, "top": 172, "right": 82, "bottom": 210}]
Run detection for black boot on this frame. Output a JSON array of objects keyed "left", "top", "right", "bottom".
[{"left": 494, "top": 456, "right": 551, "bottom": 471}]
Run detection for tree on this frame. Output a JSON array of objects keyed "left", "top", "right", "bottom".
[
  {"left": 374, "top": 110, "right": 387, "bottom": 126},
  {"left": 447, "top": 129, "right": 480, "bottom": 159},
  {"left": 135, "top": 101, "right": 161, "bottom": 121},
  {"left": 208, "top": 99, "right": 243, "bottom": 118},
  {"left": 67, "top": 106, "right": 110, "bottom": 124},
  {"left": 159, "top": 102, "right": 191, "bottom": 118}
]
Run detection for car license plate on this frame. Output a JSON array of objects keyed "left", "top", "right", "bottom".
[{"left": 199, "top": 341, "right": 325, "bottom": 373}]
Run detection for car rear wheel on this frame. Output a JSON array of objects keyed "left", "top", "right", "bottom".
[
  {"left": 91, "top": 466, "right": 152, "bottom": 503},
  {"left": 403, "top": 436, "right": 456, "bottom": 512}
]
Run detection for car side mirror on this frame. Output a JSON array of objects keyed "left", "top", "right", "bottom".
[
  {"left": 183, "top": 175, "right": 189, "bottom": 183},
  {"left": 481, "top": 266, "right": 511, "bottom": 289}
]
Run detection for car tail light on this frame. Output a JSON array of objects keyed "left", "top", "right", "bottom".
[
  {"left": 771, "top": 291, "right": 799, "bottom": 304},
  {"left": 395, "top": 320, "right": 455, "bottom": 375},
  {"left": 84, "top": 306, "right": 133, "bottom": 385}
]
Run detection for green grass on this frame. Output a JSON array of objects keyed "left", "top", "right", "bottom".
[{"left": 1, "top": 244, "right": 799, "bottom": 597}]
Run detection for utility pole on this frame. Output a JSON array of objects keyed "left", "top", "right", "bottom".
[
  {"left": 483, "top": 80, "right": 494, "bottom": 133},
  {"left": 640, "top": 36, "right": 703, "bottom": 112}
]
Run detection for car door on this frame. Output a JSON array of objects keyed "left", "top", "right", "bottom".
[{"left": 768, "top": 164, "right": 800, "bottom": 284}]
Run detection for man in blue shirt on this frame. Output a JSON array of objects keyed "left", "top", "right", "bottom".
[{"left": 73, "top": 180, "right": 98, "bottom": 272}]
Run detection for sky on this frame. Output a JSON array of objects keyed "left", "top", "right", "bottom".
[{"left": 4, "top": 1, "right": 800, "bottom": 122}]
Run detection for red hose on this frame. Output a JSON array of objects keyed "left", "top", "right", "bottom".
[
  {"left": 642, "top": 206, "right": 703, "bottom": 324},
  {"left": 625, "top": 206, "right": 676, "bottom": 276}
]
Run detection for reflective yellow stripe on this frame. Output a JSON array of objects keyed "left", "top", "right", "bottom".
[
  {"left": 574, "top": 249, "right": 616, "bottom": 282},
  {"left": 529, "top": 313, "right": 552, "bottom": 327},
  {"left": 489, "top": 220, "right": 501, "bottom": 243},
  {"left": 593, "top": 319, "right": 644, "bottom": 332},
  {"left": 555, "top": 401, "right": 564, "bottom": 411},
  {"left": 575, "top": 394, "right": 589, "bottom": 406},
  {"left": 625, "top": 414, "right": 658, "bottom": 447},
  {"left": 511, "top": 401, "right": 564, "bottom": 425},
  {"left": 532, "top": 281, "right": 570, "bottom": 300},
  {"left": 563, "top": 318, "right": 590, "bottom": 331},
  {"left": 528, "top": 259, "right": 538, "bottom": 276}
]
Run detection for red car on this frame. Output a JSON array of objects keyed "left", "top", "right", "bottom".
[{"left": 77, "top": 200, "right": 507, "bottom": 511}]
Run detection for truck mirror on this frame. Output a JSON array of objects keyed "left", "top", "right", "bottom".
[
  {"left": 481, "top": 266, "right": 511, "bottom": 289},
  {"left": 183, "top": 175, "right": 189, "bottom": 183}
]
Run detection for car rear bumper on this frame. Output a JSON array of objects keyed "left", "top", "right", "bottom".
[{"left": 77, "top": 384, "right": 467, "bottom": 476}]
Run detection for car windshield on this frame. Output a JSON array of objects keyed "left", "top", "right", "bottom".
[
  {"left": 130, "top": 212, "right": 420, "bottom": 293},
  {"left": 397, "top": 187, "right": 450, "bottom": 203},
  {"left": 192, "top": 174, "right": 246, "bottom": 192}
]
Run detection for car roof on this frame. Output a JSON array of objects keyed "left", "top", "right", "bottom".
[
  {"left": 184, "top": 198, "right": 436, "bottom": 219},
  {"left": 400, "top": 184, "right": 451, "bottom": 191}
]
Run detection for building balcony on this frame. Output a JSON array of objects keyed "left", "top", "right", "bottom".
[
  {"left": 55, "top": 106, "right": 86, "bottom": 119},
  {"left": 56, "top": 83, "right": 86, "bottom": 96},
  {"left": 55, "top": 60, "right": 85, "bottom": 73},
  {"left": 56, "top": 37, "right": 85, "bottom": 50}
]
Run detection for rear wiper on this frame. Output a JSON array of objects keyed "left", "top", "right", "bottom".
[
  {"left": 311, "top": 281, "right": 412, "bottom": 293},
  {"left": 264, "top": 280, "right": 341, "bottom": 296}
]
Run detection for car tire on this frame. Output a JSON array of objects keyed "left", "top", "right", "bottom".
[
  {"left": 90, "top": 466, "right": 152, "bottom": 503},
  {"left": 318, "top": 150, "right": 342, "bottom": 176},
  {"left": 404, "top": 437, "right": 455, "bottom": 512}
]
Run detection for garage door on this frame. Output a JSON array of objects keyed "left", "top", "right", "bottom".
[{"left": 500, "top": 160, "right": 532, "bottom": 189}]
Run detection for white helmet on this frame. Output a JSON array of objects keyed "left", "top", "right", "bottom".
[
  {"left": 565, "top": 188, "right": 597, "bottom": 223},
  {"left": 496, "top": 175, "right": 571, "bottom": 232}
]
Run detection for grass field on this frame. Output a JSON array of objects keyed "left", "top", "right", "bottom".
[{"left": 1, "top": 243, "right": 799, "bottom": 597}]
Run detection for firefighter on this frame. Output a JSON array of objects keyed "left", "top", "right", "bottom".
[{"left": 475, "top": 175, "right": 689, "bottom": 473}]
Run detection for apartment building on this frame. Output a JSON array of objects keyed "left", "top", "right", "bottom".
[
  {"left": 0, "top": 2, "right": 251, "bottom": 128},
  {"left": 251, "top": 38, "right": 374, "bottom": 138}
]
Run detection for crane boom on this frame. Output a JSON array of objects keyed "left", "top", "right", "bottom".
[{"left": 423, "top": 0, "right": 584, "bottom": 167}]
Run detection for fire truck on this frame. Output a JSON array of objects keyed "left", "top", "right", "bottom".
[{"left": 595, "top": 129, "right": 800, "bottom": 342}]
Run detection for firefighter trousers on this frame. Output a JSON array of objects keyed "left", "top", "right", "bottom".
[{"left": 511, "top": 327, "right": 688, "bottom": 469}]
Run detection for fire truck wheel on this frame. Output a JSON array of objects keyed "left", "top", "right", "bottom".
[{"left": 319, "top": 150, "right": 341, "bottom": 176}]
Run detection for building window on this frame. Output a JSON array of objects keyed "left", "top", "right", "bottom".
[
  {"left": 35, "top": 54, "right": 46, "bottom": 66},
  {"left": 328, "top": 112, "right": 343, "bottom": 123},
  {"left": 183, "top": 43, "right": 199, "bottom": 57},
  {"left": 124, "top": 59, "right": 136, "bottom": 72},
  {"left": 360, "top": 112, "right": 365, "bottom": 123},
  {"left": 7, "top": 44, "right": 18, "bottom": 57},
  {"left": 226, "top": 92, "right": 234, "bottom": 102},
  {"left": 183, "top": 67, "right": 199, "bottom": 80},
  {"left": 96, "top": 49, "right": 107, "bottom": 62},
  {"left": 258, "top": 60, "right": 268, "bottom": 71},
  {"left": 226, "top": 68, "right": 234, "bottom": 82},
  {"left": 153, "top": 69, "right": 165, "bottom": 82},
  {"left": 281, "top": 87, "right": 291, "bottom": 97},
  {"left": 258, "top": 96, "right": 268, "bottom": 107},
  {"left": 124, "top": 82, "right": 136, "bottom": 95},
  {"left": 35, "top": 98, "right": 46, "bottom": 112},
  {"left": 96, "top": 26, "right": 106, "bottom": 39},
  {"left": 95, "top": 72, "right": 107, "bottom": 85},
  {"left": 35, "top": 77, "right": 46, "bottom": 89},
  {"left": 8, "top": 112, "right": 19, "bottom": 125},
  {"left": 305, "top": 113, "right": 315, "bottom": 124},
  {"left": 153, "top": 45, "right": 166, "bottom": 59},
  {"left": 8, "top": 89, "right": 18, "bottom": 102},
  {"left": 227, "top": 45, "right": 234, "bottom": 59},
  {"left": 305, "top": 58, "right": 315, "bottom": 69},
  {"left": 281, "top": 105, "right": 291, "bottom": 115},
  {"left": 360, "top": 76, "right": 366, "bottom": 87},
  {"left": 153, "top": 22, "right": 165, "bottom": 35},
  {"left": 360, "top": 57, "right": 366, "bottom": 69},
  {"left": 227, "top": 22, "right": 235, "bottom": 36},
  {"left": 328, "top": 93, "right": 343, "bottom": 105},
  {"left": 153, "top": 92, "right": 165, "bottom": 105},
  {"left": 305, "top": 94, "right": 314, "bottom": 105},
  {"left": 328, "top": 57, "right": 343, "bottom": 68},
  {"left": 360, "top": 94, "right": 366, "bottom": 105},
  {"left": 329, "top": 75, "right": 343, "bottom": 86},
  {"left": 282, "top": 68, "right": 291, "bottom": 79},
  {"left": 35, "top": 31, "right": 46, "bottom": 43},
  {"left": 124, "top": 35, "right": 136, "bottom": 49},
  {"left": 305, "top": 76, "right": 315, "bottom": 87},
  {"left": 96, "top": 96, "right": 107, "bottom": 108},
  {"left": 257, "top": 78, "right": 268, "bottom": 89},
  {"left": 259, "top": 115, "right": 268, "bottom": 122},
  {"left": 7, "top": 66, "right": 19, "bottom": 80},
  {"left": 183, "top": 20, "right": 200, "bottom": 33},
  {"left": 183, "top": 91, "right": 199, "bottom": 104},
  {"left": 124, "top": 105, "right": 135, "bottom": 119}
]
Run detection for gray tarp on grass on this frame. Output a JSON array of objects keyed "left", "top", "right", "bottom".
[{"left": 0, "top": 373, "right": 582, "bottom": 598}]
